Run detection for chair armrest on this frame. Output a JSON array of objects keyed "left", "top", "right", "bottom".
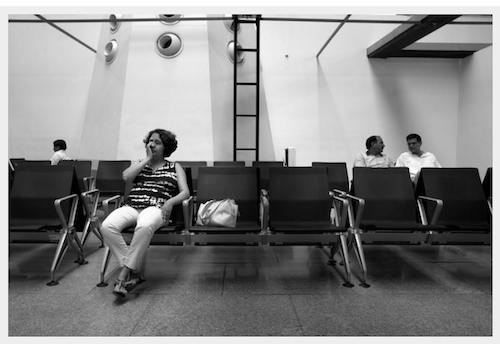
[
  {"left": 332, "top": 195, "right": 349, "bottom": 227},
  {"left": 344, "top": 194, "right": 365, "bottom": 229},
  {"left": 83, "top": 176, "right": 95, "bottom": 192},
  {"left": 332, "top": 189, "right": 347, "bottom": 197},
  {"left": 102, "top": 194, "right": 123, "bottom": 217},
  {"left": 182, "top": 196, "right": 194, "bottom": 230},
  {"left": 417, "top": 196, "right": 443, "bottom": 225},
  {"left": 53, "top": 194, "right": 79, "bottom": 230},
  {"left": 81, "top": 188, "right": 100, "bottom": 216}
]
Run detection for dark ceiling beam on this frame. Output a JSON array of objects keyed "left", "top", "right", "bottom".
[
  {"left": 367, "top": 15, "right": 461, "bottom": 58},
  {"left": 316, "top": 14, "right": 351, "bottom": 58},
  {"left": 34, "top": 15, "right": 96, "bottom": 53},
  {"left": 386, "top": 50, "right": 476, "bottom": 58}
]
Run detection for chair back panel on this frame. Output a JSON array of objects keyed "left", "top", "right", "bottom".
[
  {"left": 352, "top": 167, "right": 417, "bottom": 223},
  {"left": 252, "top": 161, "right": 284, "bottom": 190},
  {"left": 417, "top": 168, "right": 490, "bottom": 227},
  {"left": 312, "top": 162, "right": 349, "bottom": 192},
  {"left": 177, "top": 161, "right": 207, "bottom": 192},
  {"left": 17, "top": 160, "right": 51, "bottom": 166},
  {"left": 197, "top": 167, "right": 259, "bottom": 223},
  {"left": 59, "top": 160, "right": 92, "bottom": 194},
  {"left": 10, "top": 164, "right": 75, "bottom": 223},
  {"left": 483, "top": 167, "right": 492, "bottom": 200},
  {"left": 95, "top": 160, "right": 131, "bottom": 196},
  {"left": 269, "top": 167, "right": 331, "bottom": 223},
  {"left": 213, "top": 161, "right": 246, "bottom": 167}
]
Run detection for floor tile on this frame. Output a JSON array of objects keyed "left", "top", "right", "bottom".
[{"left": 131, "top": 294, "right": 303, "bottom": 336}]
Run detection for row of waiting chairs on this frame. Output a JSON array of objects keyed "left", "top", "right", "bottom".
[
  {"left": 9, "top": 159, "right": 135, "bottom": 285},
  {"left": 9, "top": 159, "right": 492, "bottom": 289},
  {"left": 9, "top": 162, "right": 354, "bottom": 287},
  {"left": 89, "top": 165, "right": 494, "bottom": 289}
]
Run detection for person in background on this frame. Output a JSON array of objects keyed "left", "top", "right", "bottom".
[
  {"left": 353, "top": 135, "right": 395, "bottom": 168},
  {"left": 396, "top": 133, "right": 441, "bottom": 184},
  {"left": 50, "top": 139, "right": 71, "bottom": 165},
  {"left": 100, "top": 128, "right": 190, "bottom": 298}
]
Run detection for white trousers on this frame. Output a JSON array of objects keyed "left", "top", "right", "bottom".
[{"left": 101, "top": 205, "right": 165, "bottom": 271}]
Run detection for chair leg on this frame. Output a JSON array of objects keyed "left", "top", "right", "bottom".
[
  {"left": 352, "top": 232, "right": 369, "bottom": 288},
  {"left": 69, "top": 230, "right": 87, "bottom": 265},
  {"left": 80, "top": 218, "right": 92, "bottom": 247},
  {"left": 81, "top": 217, "right": 104, "bottom": 248},
  {"left": 47, "top": 232, "right": 70, "bottom": 286},
  {"left": 91, "top": 222, "right": 105, "bottom": 248},
  {"left": 97, "top": 246, "right": 112, "bottom": 287},
  {"left": 339, "top": 234, "right": 354, "bottom": 288}
]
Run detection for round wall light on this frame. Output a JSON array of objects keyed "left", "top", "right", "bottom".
[
  {"left": 109, "top": 14, "right": 122, "bottom": 33},
  {"left": 223, "top": 14, "right": 240, "bottom": 33},
  {"left": 156, "top": 33, "right": 183, "bottom": 58},
  {"left": 157, "top": 14, "right": 183, "bottom": 25},
  {"left": 104, "top": 39, "right": 118, "bottom": 64},
  {"left": 226, "top": 41, "right": 244, "bottom": 64}
]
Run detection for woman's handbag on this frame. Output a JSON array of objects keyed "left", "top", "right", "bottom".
[{"left": 196, "top": 198, "right": 239, "bottom": 228}]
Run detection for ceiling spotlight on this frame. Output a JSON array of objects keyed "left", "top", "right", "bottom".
[
  {"left": 156, "top": 33, "right": 183, "bottom": 58},
  {"left": 104, "top": 39, "right": 118, "bottom": 64},
  {"left": 223, "top": 14, "right": 241, "bottom": 33},
  {"left": 227, "top": 41, "right": 244, "bottom": 64},
  {"left": 157, "top": 14, "right": 183, "bottom": 25},
  {"left": 109, "top": 14, "right": 122, "bottom": 33}
]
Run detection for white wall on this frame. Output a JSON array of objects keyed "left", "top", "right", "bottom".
[
  {"left": 260, "top": 15, "right": 470, "bottom": 179},
  {"left": 78, "top": 14, "right": 132, "bottom": 160},
  {"left": 116, "top": 14, "right": 214, "bottom": 162},
  {"left": 457, "top": 46, "right": 493, "bottom": 178},
  {"left": 8, "top": 14, "right": 100, "bottom": 160}
]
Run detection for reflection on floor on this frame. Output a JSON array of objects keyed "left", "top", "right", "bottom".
[{"left": 9, "top": 234, "right": 492, "bottom": 336}]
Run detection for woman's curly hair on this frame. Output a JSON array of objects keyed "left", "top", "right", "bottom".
[{"left": 143, "top": 128, "right": 178, "bottom": 157}]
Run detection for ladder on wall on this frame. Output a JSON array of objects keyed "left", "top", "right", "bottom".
[{"left": 232, "top": 15, "right": 261, "bottom": 161}]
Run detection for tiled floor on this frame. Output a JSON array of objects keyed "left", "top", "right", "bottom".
[{"left": 8, "top": 234, "right": 492, "bottom": 336}]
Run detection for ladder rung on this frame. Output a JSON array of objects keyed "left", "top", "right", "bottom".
[
  {"left": 237, "top": 48, "right": 257, "bottom": 52},
  {"left": 237, "top": 20, "right": 258, "bottom": 24},
  {"left": 236, "top": 148, "right": 256, "bottom": 151},
  {"left": 236, "top": 82, "right": 257, "bottom": 86},
  {"left": 236, "top": 114, "right": 257, "bottom": 117}
]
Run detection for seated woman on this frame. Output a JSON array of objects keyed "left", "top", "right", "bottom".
[{"left": 101, "top": 128, "right": 190, "bottom": 298}]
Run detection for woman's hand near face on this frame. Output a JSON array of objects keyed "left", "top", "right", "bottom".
[{"left": 145, "top": 143, "right": 154, "bottom": 159}]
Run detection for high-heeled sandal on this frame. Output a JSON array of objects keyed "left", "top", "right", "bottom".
[
  {"left": 124, "top": 272, "right": 145, "bottom": 288},
  {"left": 113, "top": 279, "right": 128, "bottom": 298}
]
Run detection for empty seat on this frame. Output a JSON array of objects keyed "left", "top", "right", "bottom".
[
  {"left": 266, "top": 166, "right": 353, "bottom": 287},
  {"left": 415, "top": 167, "right": 491, "bottom": 244},
  {"left": 9, "top": 164, "right": 87, "bottom": 286},
  {"left": 347, "top": 167, "right": 445, "bottom": 285}
]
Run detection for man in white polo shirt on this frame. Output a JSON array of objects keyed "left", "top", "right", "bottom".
[
  {"left": 396, "top": 133, "right": 441, "bottom": 184},
  {"left": 354, "top": 135, "right": 395, "bottom": 168}
]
